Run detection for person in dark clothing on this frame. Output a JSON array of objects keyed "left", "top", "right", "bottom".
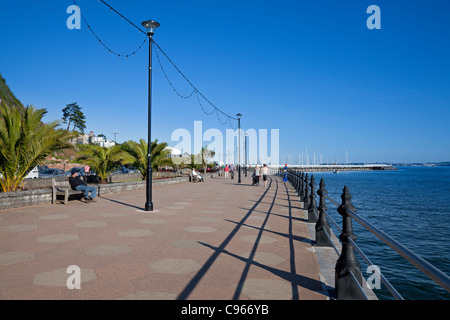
[{"left": 69, "top": 168, "right": 97, "bottom": 202}]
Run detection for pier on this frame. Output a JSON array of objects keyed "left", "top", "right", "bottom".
[{"left": 269, "top": 164, "right": 397, "bottom": 172}]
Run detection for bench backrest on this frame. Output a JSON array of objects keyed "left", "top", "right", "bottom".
[{"left": 52, "top": 178, "right": 71, "bottom": 188}]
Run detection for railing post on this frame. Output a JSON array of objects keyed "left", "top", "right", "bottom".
[
  {"left": 307, "top": 175, "right": 318, "bottom": 223},
  {"left": 303, "top": 173, "right": 310, "bottom": 210},
  {"left": 315, "top": 178, "right": 332, "bottom": 247},
  {"left": 335, "top": 186, "right": 364, "bottom": 299},
  {"left": 299, "top": 172, "right": 304, "bottom": 199}
]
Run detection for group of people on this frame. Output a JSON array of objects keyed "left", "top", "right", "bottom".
[
  {"left": 221, "top": 163, "right": 270, "bottom": 187},
  {"left": 223, "top": 164, "right": 236, "bottom": 179},
  {"left": 252, "top": 164, "right": 269, "bottom": 187}
]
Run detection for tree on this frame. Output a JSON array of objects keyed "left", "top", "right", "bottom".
[
  {"left": 0, "top": 101, "right": 73, "bottom": 191},
  {"left": 121, "top": 139, "right": 172, "bottom": 180},
  {"left": 62, "top": 102, "right": 86, "bottom": 134},
  {"left": 75, "top": 144, "right": 128, "bottom": 183},
  {"left": 200, "top": 146, "right": 215, "bottom": 174}
]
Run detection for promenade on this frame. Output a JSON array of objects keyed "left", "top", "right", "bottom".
[{"left": 0, "top": 174, "right": 331, "bottom": 300}]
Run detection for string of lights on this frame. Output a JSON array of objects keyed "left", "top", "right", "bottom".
[
  {"left": 72, "top": 0, "right": 148, "bottom": 58},
  {"left": 153, "top": 42, "right": 236, "bottom": 128},
  {"left": 154, "top": 45, "right": 196, "bottom": 100},
  {"left": 77, "top": 0, "right": 238, "bottom": 128},
  {"left": 152, "top": 40, "right": 238, "bottom": 128}
]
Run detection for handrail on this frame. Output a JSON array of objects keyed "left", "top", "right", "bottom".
[
  {"left": 344, "top": 206, "right": 450, "bottom": 293},
  {"left": 348, "top": 237, "right": 404, "bottom": 300},
  {"left": 349, "top": 270, "right": 368, "bottom": 300},
  {"left": 280, "top": 168, "right": 450, "bottom": 299}
]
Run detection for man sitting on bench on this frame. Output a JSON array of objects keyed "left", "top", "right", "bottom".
[
  {"left": 191, "top": 169, "right": 205, "bottom": 182},
  {"left": 69, "top": 168, "right": 97, "bottom": 203}
]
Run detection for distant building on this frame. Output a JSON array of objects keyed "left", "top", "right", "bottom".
[
  {"left": 69, "top": 131, "right": 116, "bottom": 148},
  {"left": 90, "top": 135, "right": 116, "bottom": 148},
  {"left": 164, "top": 147, "right": 182, "bottom": 158}
]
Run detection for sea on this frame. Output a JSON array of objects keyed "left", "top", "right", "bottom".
[{"left": 305, "top": 166, "right": 450, "bottom": 300}]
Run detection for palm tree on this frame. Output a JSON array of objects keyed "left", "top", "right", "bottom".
[
  {"left": 0, "top": 101, "right": 73, "bottom": 191},
  {"left": 121, "top": 139, "right": 172, "bottom": 180},
  {"left": 75, "top": 144, "right": 129, "bottom": 183}
]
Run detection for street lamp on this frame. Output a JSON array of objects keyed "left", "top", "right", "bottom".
[
  {"left": 236, "top": 113, "right": 242, "bottom": 183},
  {"left": 244, "top": 133, "right": 248, "bottom": 177},
  {"left": 142, "top": 19, "right": 160, "bottom": 211}
]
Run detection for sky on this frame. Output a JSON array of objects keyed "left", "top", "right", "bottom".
[{"left": 1, "top": 0, "right": 449, "bottom": 164}]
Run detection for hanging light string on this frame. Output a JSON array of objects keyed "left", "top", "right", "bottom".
[
  {"left": 154, "top": 45, "right": 196, "bottom": 99},
  {"left": 152, "top": 40, "right": 238, "bottom": 128},
  {"left": 78, "top": 0, "right": 238, "bottom": 128},
  {"left": 72, "top": 0, "right": 147, "bottom": 57},
  {"left": 153, "top": 42, "right": 236, "bottom": 128}
]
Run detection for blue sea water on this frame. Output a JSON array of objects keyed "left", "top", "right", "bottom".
[{"left": 308, "top": 166, "right": 450, "bottom": 300}]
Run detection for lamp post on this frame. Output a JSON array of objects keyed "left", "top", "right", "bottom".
[
  {"left": 244, "top": 133, "right": 248, "bottom": 177},
  {"left": 236, "top": 113, "right": 242, "bottom": 183},
  {"left": 142, "top": 19, "right": 160, "bottom": 212}
]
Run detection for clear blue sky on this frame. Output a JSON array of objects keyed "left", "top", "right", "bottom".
[{"left": 1, "top": 0, "right": 449, "bottom": 164}]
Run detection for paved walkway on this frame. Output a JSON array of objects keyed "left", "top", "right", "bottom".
[{"left": 0, "top": 174, "right": 330, "bottom": 300}]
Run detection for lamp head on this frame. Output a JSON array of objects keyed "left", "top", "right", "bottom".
[
  {"left": 141, "top": 20, "right": 160, "bottom": 36},
  {"left": 236, "top": 113, "right": 242, "bottom": 119}
]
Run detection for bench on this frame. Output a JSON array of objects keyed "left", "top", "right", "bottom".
[{"left": 52, "top": 178, "right": 84, "bottom": 204}]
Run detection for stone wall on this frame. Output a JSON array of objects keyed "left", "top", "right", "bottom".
[
  {"left": 98, "top": 177, "right": 189, "bottom": 195},
  {"left": 0, "top": 189, "right": 53, "bottom": 210},
  {"left": 0, "top": 177, "right": 189, "bottom": 210}
]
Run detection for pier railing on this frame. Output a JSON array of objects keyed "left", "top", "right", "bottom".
[{"left": 277, "top": 168, "right": 450, "bottom": 300}]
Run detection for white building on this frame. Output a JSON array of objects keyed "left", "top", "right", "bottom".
[
  {"left": 91, "top": 136, "right": 116, "bottom": 148},
  {"left": 164, "top": 147, "right": 182, "bottom": 158},
  {"left": 69, "top": 131, "right": 116, "bottom": 148}
]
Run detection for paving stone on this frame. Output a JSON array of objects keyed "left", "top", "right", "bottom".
[
  {"left": 75, "top": 221, "right": 107, "bottom": 228},
  {"left": 184, "top": 226, "right": 217, "bottom": 233},
  {"left": 37, "top": 234, "right": 79, "bottom": 243},
  {"left": 85, "top": 245, "right": 132, "bottom": 256},
  {"left": 148, "top": 258, "right": 201, "bottom": 274},
  {"left": 242, "top": 251, "right": 286, "bottom": 266},
  {"left": 0, "top": 224, "right": 37, "bottom": 232},
  {"left": 137, "top": 218, "right": 168, "bottom": 224},
  {"left": 33, "top": 267, "right": 97, "bottom": 287},
  {"left": 241, "top": 279, "right": 295, "bottom": 299},
  {"left": 170, "top": 239, "right": 205, "bottom": 249},
  {"left": 240, "top": 235, "right": 277, "bottom": 244},
  {"left": 117, "top": 229, "right": 154, "bottom": 237},
  {"left": 38, "top": 214, "right": 70, "bottom": 220},
  {"left": 0, "top": 252, "right": 35, "bottom": 266}
]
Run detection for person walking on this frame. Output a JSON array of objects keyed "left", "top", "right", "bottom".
[
  {"left": 224, "top": 165, "right": 229, "bottom": 178},
  {"left": 253, "top": 165, "right": 260, "bottom": 186},
  {"left": 262, "top": 164, "right": 269, "bottom": 187}
]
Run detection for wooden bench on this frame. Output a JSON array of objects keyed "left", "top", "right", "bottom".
[{"left": 52, "top": 178, "right": 84, "bottom": 204}]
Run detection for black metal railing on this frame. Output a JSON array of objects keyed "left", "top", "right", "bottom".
[{"left": 276, "top": 167, "right": 450, "bottom": 300}]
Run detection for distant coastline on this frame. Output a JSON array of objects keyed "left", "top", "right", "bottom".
[{"left": 387, "top": 161, "right": 450, "bottom": 167}]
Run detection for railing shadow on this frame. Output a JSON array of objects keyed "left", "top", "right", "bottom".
[
  {"left": 176, "top": 177, "right": 275, "bottom": 300},
  {"left": 176, "top": 176, "right": 328, "bottom": 300}
]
